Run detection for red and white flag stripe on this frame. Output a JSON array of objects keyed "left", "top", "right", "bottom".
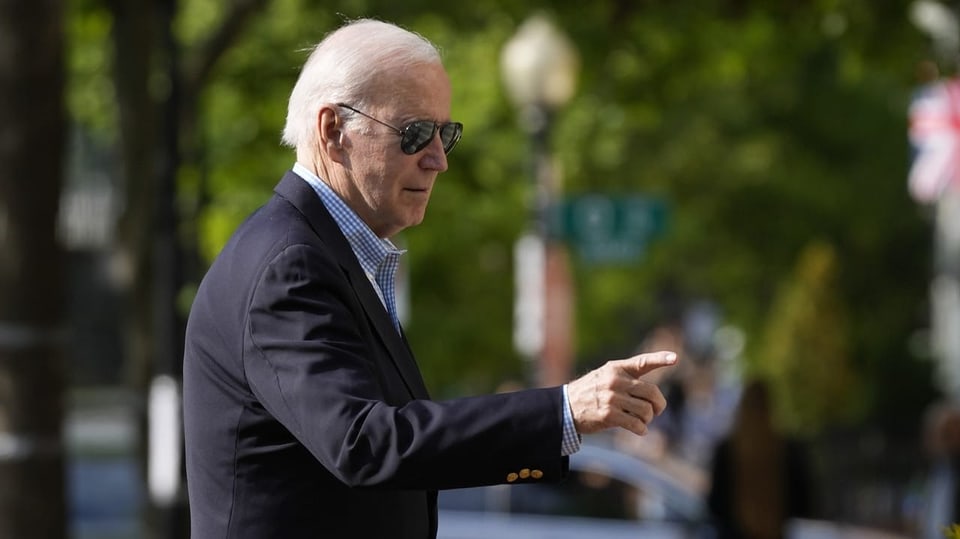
[{"left": 909, "top": 78, "right": 960, "bottom": 203}]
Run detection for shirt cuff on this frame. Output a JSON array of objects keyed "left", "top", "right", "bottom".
[{"left": 560, "top": 384, "right": 582, "bottom": 456}]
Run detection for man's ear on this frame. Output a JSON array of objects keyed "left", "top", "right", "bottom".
[{"left": 318, "top": 105, "right": 346, "bottom": 161}]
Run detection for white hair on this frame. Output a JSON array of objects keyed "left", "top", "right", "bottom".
[{"left": 281, "top": 19, "right": 443, "bottom": 151}]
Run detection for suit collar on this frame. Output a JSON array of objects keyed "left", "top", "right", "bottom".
[{"left": 274, "top": 171, "right": 430, "bottom": 400}]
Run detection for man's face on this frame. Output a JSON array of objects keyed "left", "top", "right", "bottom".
[{"left": 339, "top": 62, "right": 453, "bottom": 238}]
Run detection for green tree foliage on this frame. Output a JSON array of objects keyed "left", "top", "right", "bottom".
[
  {"left": 759, "top": 241, "right": 862, "bottom": 436},
  {"left": 67, "top": 1, "right": 115, "bottom": 143}
]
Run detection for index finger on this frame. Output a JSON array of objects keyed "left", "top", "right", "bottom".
[{"left": 620, "top": 351, "right": 678, "bottom": 378}]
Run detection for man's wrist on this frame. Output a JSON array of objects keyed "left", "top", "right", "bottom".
[{"left": 561, "top": 384, "right": 582, "bottom": 456}]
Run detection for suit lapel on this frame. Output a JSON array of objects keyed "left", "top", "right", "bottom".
[{"left": 274, "top": 172, "right": 430, "bottom": 400}]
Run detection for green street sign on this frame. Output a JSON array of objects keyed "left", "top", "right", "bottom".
[{"left": 551, "top": 194, "right": 669, "bottom": 263}]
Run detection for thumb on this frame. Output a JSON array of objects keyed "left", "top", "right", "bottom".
[{"left": 622, "top": 351, "right": 678, "bottom": 377}]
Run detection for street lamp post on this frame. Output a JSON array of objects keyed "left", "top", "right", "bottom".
[{"left": 501, "top": 15, "right": 580, "bottom": 387}]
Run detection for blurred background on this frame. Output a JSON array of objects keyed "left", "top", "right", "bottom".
[{"left": 1, "top": 0, "right": 957, "bottom": 537}]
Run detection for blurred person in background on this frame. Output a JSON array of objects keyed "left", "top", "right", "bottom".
[
  {"left": 707, "top": 379, "right": 813, "bottom": 539},
  {"left": 919, "top": 401, "right": 960, "bottom": 538},
  {"left": 181, "top": 17, "right": 679, "bottom": 539}
]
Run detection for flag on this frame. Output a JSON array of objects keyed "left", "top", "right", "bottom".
[{"left": 908, "top": 77, "right": 960, "bottom": 203}]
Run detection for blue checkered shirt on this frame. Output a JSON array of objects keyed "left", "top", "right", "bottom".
[
  {"left": 292, "top": 163, "right": 581, "bottom": 456},
  {"left": 293, "top": 163, "right": 403, "bottom": 330}
]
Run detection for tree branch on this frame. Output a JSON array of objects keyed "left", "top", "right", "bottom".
[{"left": 182, "top": 0, "right": 270, "bottom": 97}]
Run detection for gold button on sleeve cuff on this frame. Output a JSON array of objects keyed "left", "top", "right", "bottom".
[
  {"left": 519, "top": 468, "right": 530, "bottom": 479},
  {"left": 506, "top": 472, "right": 518, "bottom": 483},
  {"left": 531, "top": 469, "right": 543, "bottom": 479}
]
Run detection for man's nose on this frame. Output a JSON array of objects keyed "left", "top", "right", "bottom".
[{"left": 419, "top": 134, "right": 449, "bottom": 172}]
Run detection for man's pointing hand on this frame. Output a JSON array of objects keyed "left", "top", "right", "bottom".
[{"left": 566, "top": 351, "right": 678, "bottom": 436}]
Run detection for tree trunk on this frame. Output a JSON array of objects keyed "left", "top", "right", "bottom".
[
  {"left": 0, "top": 0, "right": 68, "bottom": 537},
  {"left": 105, "top": 1, "right": 269, "bottom": 536},
  {"left": 107, "top": 0, "right": 157, "bottom": 403}
]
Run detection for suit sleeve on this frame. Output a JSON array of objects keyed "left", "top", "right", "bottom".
[{"left": 243, "top": 242, "right": 567, "bottom": 490}]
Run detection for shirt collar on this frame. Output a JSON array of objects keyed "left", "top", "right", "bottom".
[{"left": 291, "top": 163, "right": 405, "bottom": 278}]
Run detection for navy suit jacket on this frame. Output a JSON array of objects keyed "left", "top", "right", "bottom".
[{"left": 182, "top": 171, "right": 568, "bottom": 538}]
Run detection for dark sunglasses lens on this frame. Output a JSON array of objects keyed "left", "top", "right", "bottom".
[
  {"left": 440, "top": 123, "right": 462, "bottom": 154},
  {"left": 400, "top": 121, "right": 463, "bottom": 154},
  {"left": 401, "top": 122, "right": 436, "bottom": 155}
]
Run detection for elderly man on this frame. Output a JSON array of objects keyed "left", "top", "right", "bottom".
[{"left": 182, "top": 18, "right": 677, "bottom": 539}]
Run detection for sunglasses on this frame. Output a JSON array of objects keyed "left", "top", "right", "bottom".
[{"left": 336, "top": 103, "right": 463, "bottom": 155}]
